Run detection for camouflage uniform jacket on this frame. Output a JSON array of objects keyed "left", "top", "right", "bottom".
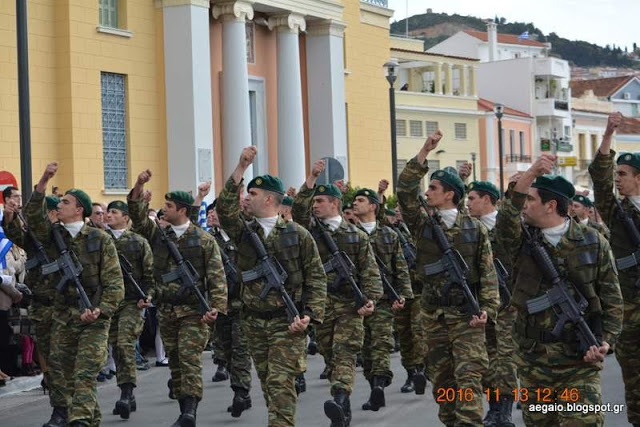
[
  {"left": 24, "top": 190, "right": 124, "bottom": 323},
  {"left": 589, "top": 149, "right": 640, "bottom": 302},
  {"left": 486, "top": 223, "right": 514, "bottom": 294},
  {"left": 397, "top": 157, "right": 499, "bottom": 321},
  {"left": 362, "top": 222, "right": 413, "bottom": 302},
  {"left": 107, "top": 229, "right": 155, "bottom": 302},
  {"left": 292, "top": 183, "right": 383, "bottom": 305},
  {"left": 209, "top": 226, "right": 242, "bottom": 311},
  {"left": 217, "top": 178, "right": 326, "bottom": 323},
  {"left": 496, "top": 191, "right": 623, "bottom": 360},
  {"left": 127, "top": 194, "right": 227, "bottom": 317},
  {"left": 391, "top": 221, "right": 422, "bottom": 295}
]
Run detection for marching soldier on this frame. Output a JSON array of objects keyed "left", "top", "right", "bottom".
[
  {"left": 589, "top": 112, "right": 640, "bottom": 426},
  {"left": 104, "top": 201, "right": 154, "bottom": 420},
  {"left": 128, "top": 170, "right": 227, "bottom": 427},
  {"left": 352, "top": 188, "right": 413, "bottom": 411},
  {"left": 292, "top": 160, "right": 382, "bottom": 427},
  {"left": 216, "top": 146, "right": 326, "bottom": 427},
  {"left": 498, "top": 154, "right": 623, "bottom": 425},
  {"left": 466, "top": 180, "right": 517, "bottom": 426},
  {"left": 26, "top": 162, "right": 125, "bottom": 427},
  {"left": 571, "top": 194, "right": 611, "bottom": 239},
  {"left": 397, "top": 132, "right": 499, "bottom": 426}
]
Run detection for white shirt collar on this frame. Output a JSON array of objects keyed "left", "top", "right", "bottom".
[
  {"left": 629, "top": 195, "right": 640, "bottom": 213},
  {"left": 438, "top": 208, "right": 459, "bottom": 230},
  {"left": 479, "top": 210, "right": 498, "bottom": 231},
  {"left": 580, "top": 217, "right": 589, "bottom": 225},
  {"left": 360, "top": 221, "right": 377, "bottom": 234},
  {"left": 323, "top": 216, "right": 343, "bottom": 232},
  {"left": 541, "top": 218, "right": 570, "bottom": 247},
  {"left": 110, "top": 228, "right": 126, "bottom": 239},
  {"left": 64, "top": 221, "right": 85, "bottom": 238},
  {"left": 255, "top": 216, "right": 279, "bottom": 238},
  {"left": 170, "top": 221, "right": 190, "bottom": 239}
]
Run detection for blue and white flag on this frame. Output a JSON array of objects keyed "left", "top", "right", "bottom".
[
  {"left": 198, "top": 201, "right": 209, "bottom": 231},
  {"left": 518, "top": 31, "right": 530, "bottom": 40},
  {"left": 0, "top": 210, "right": 14, "bottom": 269}
]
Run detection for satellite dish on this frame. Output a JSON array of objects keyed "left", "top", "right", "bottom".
[{"left": 317, "top": 157, "right": 345, "bottom": 185}]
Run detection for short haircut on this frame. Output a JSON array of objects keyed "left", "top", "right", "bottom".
[
  {"left": 440, "top": 181, "right": 461, "bottom": 205},
  {"left": 537, "top": 188, "right": 569, "bottom": 217},
  {"left": 271, "top": 192, "right": 284, "bottom": 206},
  {"left": 473, "top": 189, "right": 498, "bottom": 206},
  {"left": 2, "top": 186, "right": 18, "bottom": 201}
]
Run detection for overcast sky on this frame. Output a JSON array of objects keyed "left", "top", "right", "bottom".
[{"left": 387, "top": 0, "right": 639, "bottom": 50}]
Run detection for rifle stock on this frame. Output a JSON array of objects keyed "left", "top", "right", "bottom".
[{"left": 118, "top": 253, "right": 148, "bottom": 301}]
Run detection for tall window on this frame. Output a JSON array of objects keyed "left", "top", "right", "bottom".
[
  {"left": 519, "top": 131, "right": 525, "bottom": 156},
  {"left": 454, "top": 123, "right": 467, "bottom": 140},
  {"left": 425, "top": 121, "right": 439, "bottom": 136},
  {"left": 509, "top": 129, "right": 516, "bottom": 154},
  {"left": 427, "top": 160, "right": 440, "bottom": 171},
  {"left": 101, "top": 72, "right": 127, "bottom": 190},
  {"left": 410, "top": 120, "right": 423, "bottom": 137},
  {"left": 396, "top": 120, "right": 407, "bottom": 137},
  {"left": 99, "top": 0, "right": 118, "bottom": 28}
]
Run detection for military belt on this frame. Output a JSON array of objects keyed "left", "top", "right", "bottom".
[
  {"left": 423, "top": 259, "right": 446, "bottom": 276},
  {"left": 615, "top": 250, "right": 640, "bottom": 270},
  {"left": 243, "top": 306, "right": 288, "bottom": 321},
  {"left": 427, "top": 294, "right": 466, "bottom": 307},
  {"left": 514, "top": 322, "right": 576, "bottom": 344}
]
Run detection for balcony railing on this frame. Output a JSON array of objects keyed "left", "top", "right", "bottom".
[
  {"left": 361, "top": 0, "right": 388, "bottom": 7},
  {"left": 505, "top": 154, "right": 532, "bottom": 163}
]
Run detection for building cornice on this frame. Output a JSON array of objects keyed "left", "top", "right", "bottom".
[
  {"left": 306, "top": 20, "right": 346, "bottom": 37},
  {"left": 257, "top": 0, "right": 342, "bottom": 21},
  {"left": 211, "top": 1, "right": 254, "bottom": 21}
]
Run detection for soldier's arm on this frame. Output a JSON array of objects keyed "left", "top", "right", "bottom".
[
  {"left": 596, "top": 237, "right": 623, "bottom": 345},
  {"left": 127, "top": 192, "right": 156, "bottom": 242},
  {"left": 298, "top": 227, "right": 327, "bottom": 324},
  {"left": 98, "top": 236, "right": 125, "bottom": 318},
  {"left": 24, "top": 189, "right": 52, "bottom": 242},
  {"left": 397, "top": 157, "right": 428, "bottom": 237},
  {"left": 495, "top": 193, "right": 525, "bottom": 262},
  {"left": 359, "top": 236, "right": 383, "bottom": 302},
  {"left": 588, "top": 150, "right": 617, "bottom": 226},
  {"left": 3, "top": 216, "right": 25, "bottom": 248},
  {"left": 203, "top": 235, "right": 228, "bottom": 315},
  {"left": 476, "top": 224, "right": 499, "bottom": 321},
  {"left": 291, "top": 183, "right": 314, "bottom": 229},
  {"left": 140, "top": 237, "right": 156, "bottom": 300},
  {"left": 392, "top": 235, "right": 413, "bottom": 299},
  {"left": 216, "top": 177, "right": 244, "bottom": 244}
]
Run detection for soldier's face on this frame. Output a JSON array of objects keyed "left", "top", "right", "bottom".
[
  {"left": 106, "top": 208, "right": 128, "bottom": 229},
  {"left": 522, "top": 188, "right": 554, "bottom": 226},
  {"left": 90, "top": 206, "right": 105, "bottom": 226},
  {"left": 614, "top": 164, "right": 640, "bottom": 196},
  {"left": 162, "top": 201, "right": 187, "bottom": 225},
  {"left": 57, "top": 195, "right": 84, "bottom": 222},
  {"left": 245, "top": 188, "right": 272, "bottom": 217},
  {"left": 279, "top": 206, "right": 292, "bottom": 220},
  {"left": 571, "top": 202, "right": 588, "bottom": 219},
  {"left": 386, "top": 215, "right": 397, "bottom": 225},
  {"left": 312, "top": 196, "right": 338, "bottom": 219},
  {"left": 343, "top": 209, "right": 358, "bottom": 224},
  {"left": 466, "top": 191, "right": 486, "bottom": 218},
  {"left": 207, "top": 209, "right": 219, "bottom": 227},
  {"left": 352, "top": 196, "right": 375, "bottom": 217},
  {"left": 425, "top": 180, "right": 451, "bottom": 208}
]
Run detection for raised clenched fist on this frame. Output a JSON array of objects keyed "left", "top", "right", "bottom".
[
  {"left": 239, "top": 146, "right": 257, "bottom": 168},
  {"left": 311, "top": 160, "right": 325, "bottom": 178},
  {"left": 422, "top": 130, "right": 443, "bottom": 152},
  {"left": 137, "top": 169, "right": 152, "bottom": 185}
]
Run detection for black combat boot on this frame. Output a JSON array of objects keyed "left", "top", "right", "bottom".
[
  {"left": 362, "top": 376, "right": 385, "bottom": 411},
  {"left": 495, "top": 395, "right": 515, "bottom": 427},
  {"left": 228, "top": 387, "right": 252, "bottom": 418},
  {"left": 212, "top": 362, "right": 229, "bottom": 382},
  {"left": 42, "top": 406, "right": 67, "bottom": 427},
  {"left": 355, "top": 354, "right": 364, "bottom": 367},
  {"left": 413, "top": 364, "right": 427, "bottom": 395},
  {"left": 113, "top": 382, "right": 135, "bottom": 419},
  {"left": 324, "top": 389, "right": 349, "bottom": 427},
  {"left": 170, "top": 398, "right": 185, "bottom": 427},
  {"left": 307, "top": 339, "right": 318, "bottom": 355},
  {"left": 168, "top": 378, "right": 176, "bottom": 400},
  {"left": 180, "top": 396, "right": 198, "bottom": 427},
  {"left": 295, "top": 373, "right": 306, "bottom": 395},
  {"left": 483, "top": 396, "right": 499, "bottom": 427},
  {"left": 400, "top": 368, "right": 415, "bottom": 393},
  {"left": 319, "top": 365, "right": 330, "bottom": 380}
]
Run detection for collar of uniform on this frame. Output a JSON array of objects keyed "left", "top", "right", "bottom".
[
  {"left": 564, "top": 217, "right": 587, "bottom": 242},
  {"left": 274, "top": 215, "right": 288, "bottom": 229}
]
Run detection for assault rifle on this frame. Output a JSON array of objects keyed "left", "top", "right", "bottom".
[
  {"left": 522, "top": 224, "right": 600, "bottom": 352},
  {"left": 240, "top": 219, "right": 299, "bottom": 322},
  {"left": 418, "top": 195, "right": 481, "bottom": 316},
  {"left": 374, "top": 254, "right": 401, "bottom": 303},
  {"left": 154, "top": 219, "right": 211, "bottom": 315},
  {"left": 613, "top": 198, "right": 640, "bottom": 287},
  {"left": 17, "top": 212, "right": 50, "bottom": 272},
  {"left": 118, "top": 253, "right": 149, "bottom": 301},
  {"left": 311, "top": 214, "right": 367, "bottom": 309},
  {"left": 392, "top": 224, "right": 416, "bottom": 270},
  {"left": 41, "top": 224, "right": 92, "bottom": 311},
  {"left": 494, "top": 258, "right": 512, "bottom": 311},
  {"left": 211, "top": 229, "right": 240, "bottom": 297}
]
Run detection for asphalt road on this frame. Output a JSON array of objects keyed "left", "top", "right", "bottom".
[{"left": 0, "top": 350, "right": 630, "bottom": 426}]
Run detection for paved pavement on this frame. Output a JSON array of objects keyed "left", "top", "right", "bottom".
[{"left": 0, "top": 350, "right": 630, "bottom": 426}]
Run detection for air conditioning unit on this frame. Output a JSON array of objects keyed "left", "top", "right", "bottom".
[{"left": 624, "top": 92, "right": 631, "bottom": 100}]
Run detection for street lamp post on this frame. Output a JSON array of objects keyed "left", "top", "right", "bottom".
[
  {"left": 552, "top": 127, "right": 559, "bottom": 175},
  {"left": 470, "top": 152, "right": 477, "bottom": 181},
  {"left": 384, "top": 60, "right": 399, "bottom": 193},
  {"left": 494, "top": 104, "right": 505, "bottom": 196}
]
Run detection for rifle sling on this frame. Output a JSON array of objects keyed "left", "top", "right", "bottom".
[
  {"left": 427, "top": 294, "right": 466, "bottom": 307},
  {"left": 514, "top": 322, "right": 579, "bottom": 344},
  {"left": 244, "top": 306, "right": 289, "bottom": 321}
]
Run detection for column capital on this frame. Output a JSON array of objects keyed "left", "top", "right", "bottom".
[
  {"left": 268, "top": 13, "right": 306, "bottom": 33},
  {"left": 306, "top": 19, "right": 346, "bottom": 37},
  {"left": 211, "top": 0, "right": 254, "bottom": 22}
]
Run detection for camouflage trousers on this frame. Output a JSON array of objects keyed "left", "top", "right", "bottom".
[
  {"left": 362, "top": 300, "right": 394, "bottom": 382},
  {"left": 316, "top": 297, "right": 364, "bottom": 395},
  {"left": 243, "top": 312, "right": 306, "bottom": 427},
  {"left": 32, "top": 304, "right": 68, "bottom": 408},
  {"left": 394, "top": 296, "right": 426, "bottom": 370},
  {"left": 483, "top": 307, "right": 517, "bottom": 396},
  {"left": 108, "top": 301, "right": 145, "bottom": 386},
  {"left": 615, "top": 296, "right": 640, "bottom": 425},
  {"left": 424, "top": 312, "right": 488, "bottom": 426},
  {"left": 49, "top": 315, "right": 110, "bottom": 427},
  {"left": 212, "top": 309, "right": 252, "bottom": 391},
  {"left": 158, "top": 305, "right": 210, "bottom": 400},
  {"left": 516, "top": 350, "right": 604, "bottom": 426}
]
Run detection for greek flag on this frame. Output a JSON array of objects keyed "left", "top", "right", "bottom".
[
  {"left": 0, "top": 210, "right": 13, "bottom": 269},
  {"left": 518, "top": 31, "right": 530, "bottom": 40},
  {"left": 198, "top": 201, "right": 208, "bottom": 231}
]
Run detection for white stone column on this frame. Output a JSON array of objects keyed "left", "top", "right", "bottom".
[
  {"left": 212, "top": 1, "right": 254, "bottom": 182},
  {"left": 459, "top": 65, "right": 467, "bottom": 97},
  {"left": 470, "top": 65, "right": 478, "bottom": 97},
  {"left": 433, "top": 63, "right": 443, "bottom": 95},
  {"left": 305, "top": 20, "right": 348, "bottom": 179},
  {"left": 444, "top": 63, "right": 453, "bottom": 95},
  {"left": 161, "top": 0, "right": 215, "bottom": 193},
  {"left": 270, "top": 13, "right": 306, "bottom": 188}
]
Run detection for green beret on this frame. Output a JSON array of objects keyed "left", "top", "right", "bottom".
[
  {"left": 45, "top": 196, "right": 60, "bottom": 211},
  {"left": 107, "top": 200, "right": 128, "bottom": 214},
  {"left": 247, "top": 175, "right": 285, "bottom": 195},
  {"left": 65, "top": 189, "right": 92, "bottom": 218},
  {"left": 313, "top": 184, "right": 343, "bottom": 200},
  {"left": 354, "top": 188, "right": 380, "bottom": 205},
  {"left": 532, "top": 175, "right": 575, "bottom": 200},
  {"left": 385, "top": 208, "right": 397, "bottom": 216},
  {"left": 468, "top": 181, "right": 500, "bottom": 200},
  {"left": 282, "top": 196, "right": 293, "bottom": 207},
  {"left": 165, "top": 191, "right": 194, "bottom": 207},
  {"left": 430, "top": 169, "right": 465, "bottom": 198},
  {"left": 342, "top": 202, "right": 353, "bottom": 211},
  {"left": 572, "top": 194, "right": 592, "bottom": 207},
  {"left": 617, "top": 152, "right": 640, "bottom": 171}
]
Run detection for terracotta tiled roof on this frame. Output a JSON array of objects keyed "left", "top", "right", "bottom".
[
  {"left": 463, "top": 30, "right": 547, "bottom": 48},
  {"left": 570, "top": 75, "right": 635, "bottom": 98},
  {"left": 390, "top": 47, "right": 478, "bottom": 62},
  {"left": 619, "top": 117, "right": 640, "bottom": 135},
  {"left": 478, "top": 98, "right": 532, "bottom": 118}
]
